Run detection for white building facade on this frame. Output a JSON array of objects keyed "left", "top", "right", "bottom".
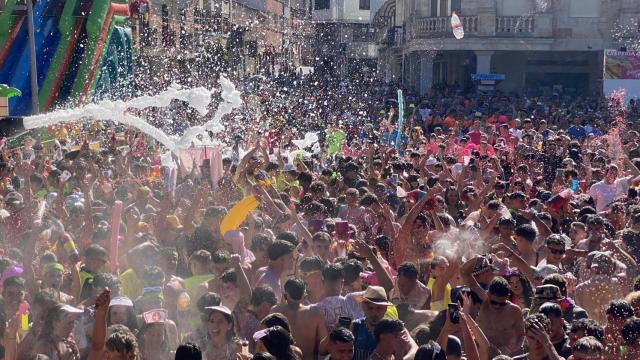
[{"left": 373, "top": 0, "right": 640, "bottom": 95}]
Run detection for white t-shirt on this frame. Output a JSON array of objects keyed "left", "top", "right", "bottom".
[
  {"left": 312, "top": 292, "right": 364, "bottom": 332},
  {"left": 588, "top": 176, "right": 632, "bottom": 212}
]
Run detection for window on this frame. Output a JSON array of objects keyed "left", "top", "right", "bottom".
[
  {"left": 359, "top": 0, "right": 370, "bottom": 10},
  {"left": 431, "top": 0, "right": 461, "bottom": 17},
  {"left": 569, "top": 0, "right": 600, "bottom": 17},
  {"left": 498, "top": 0, "right": 530, "bottom": 16},
  {"left": 314, "top": 0, "right": 329, "bottom": 10}
]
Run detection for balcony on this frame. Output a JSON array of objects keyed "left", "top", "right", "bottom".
[
  {"left": 410, "top": 16, "right": 478, "bottom": 39},
  {"left": 495, "top": 16, "right": 535, "bottom": 35},
  {"left": 409, "top": 14, "right": 553, "bottom": 40}
]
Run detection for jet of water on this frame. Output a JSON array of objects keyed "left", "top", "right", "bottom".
[{"left": 22, "top": 76, "right": 243, "bottom": 153}]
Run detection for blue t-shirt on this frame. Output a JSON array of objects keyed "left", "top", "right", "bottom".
[
  {"left": 353, "top": 318, "right": 376, "bottom": 360},
  {"left": 566, "top": 125, "right": 587, "bottom": 140}
]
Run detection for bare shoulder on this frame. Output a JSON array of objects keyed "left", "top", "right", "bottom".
[
  {"left": 307, "top": 305, "right": 325, "bottom": 318},
  {"left": 507, "top": 302, "right": 524, "bottom": 316}
]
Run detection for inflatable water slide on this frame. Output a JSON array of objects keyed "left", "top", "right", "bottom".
[{"left": 0, "top": 0, "right": 134, "bottom": 116}]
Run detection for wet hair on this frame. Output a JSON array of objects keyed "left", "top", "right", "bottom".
[
  {"left": 343, "top": 259, "right": 363, "bottom": 286},
  {"left": 607, "top": 300, "right": 635, "bottom": 320},
  {"left": 86, "top": 244, "right": 108, "bottom": 260},
  {"left": 570, "top": 318, "right": 604, "bottom": 342},
  {"left": 299, "top": 256, "right": 326, "bottom": 272},
  {"left": 250, "top": 286, "right": 278, "bottom": 308},
  {"left": 267, "top": 240, "right": 295, "bottom": 261},
  {"left": 94, "top": 273, "right": 121, "bottom": 296},
  {"left": 309, "top": 181, "right": 326, "bottom": 194},
  {"left": 142, "top": 266, "right": 165, "bottom": 287},
  {"left": 3, "top": 276, "right": 25, "bottom": 290},
  {"left": 211, "top": 250, "right": 230, "bottom": 265},
  {"left": 220, "top": 269, "right": 237, "bottom": 284},
  {"left": 276, "top": 231, "right": 299, "bottom": 247},
  {"left": 297, "top": 172, "right": 313, "bottom": 186},
  {"left": 525, "top": 313, "right": 550, "bottom": 333},
  {"left": 322, "top": 263, "right": 344, "bottom": 283},
  {"left": 514, "top": 224, "right": 537, "bottom": 243},
  {"left": 189, "top": 250, "right": 212, "bottom": 265},
  {"left": 39, "top": 252, "right": 58, "bottom": 265},
  {"left": 545, "top": 234, "right": 566, "bottom": 248},
  {"left": 175, "top": 343, "right": 202, "bottom": 360},
  {"left": 414, "top": 342, "right": 447, "bottom": 360},
  {"left": 373, "top": 318, "right": 405, "bottom": 342},
  {"left": 258, "top": 326, "right": 297, "bottom": 360},
  {"left": 105, "top": 331, "right": 139, "bottom": 358},
  {"left": 33, "top": 289, "right": 59, "bottom": 310},
  {"left": 622, "top": 317, "right": 640, "bottom": 345},
  {"left": 283, "top": 278, "right": 305, "bottom": 301},
  {"left": 539, "top": 302, "right": 563, "bottom": 319},
  {"left": 359, "top": 193, "right": 379, "bottom": 207},
  {"left": 397, "top": 262, "right": 419, "bottom": 281},
  {"left": 250, "top": 234, "right": 272, "bottom": 254},
  {"left": 497, "top": 217, "right": 516, "bottom": 227},
  {"left": 329, "top": 327, "right": 354, "bottom": 343},
  {"left": 196, "top": 292, "right": 221, "bottom": 313},
  {"left": 488, "top": 277, "right": 510, "bottom": 298},
  {"left": 571, "top": 336, "right": 603, "bottom": 356},
  {"left": 261, "top": 313, "right": 292, "bottom": 333},
  {"left": 38, "top": 304, "right": 75, "bottom": 342},
  {"left": 312, "top": 231, "right": 332, "bottom": 244},
  {"left": 487, "top": 200, "right": 501, "bottom": 211}
]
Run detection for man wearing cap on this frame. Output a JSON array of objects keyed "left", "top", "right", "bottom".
[
  {"left": 41, "top": 262, "right": 75, "bottom": 304},
  {"left": 350, "top": 286, "right": 417, "bottom": 360}
]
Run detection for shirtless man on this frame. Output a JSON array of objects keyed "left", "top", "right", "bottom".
[
  {"left": 272, "top": 278, "right": 328, "bottom": 360},
  {"left": 574, "top": 252, "right": 625, "bottom": 323},
  {"left": 476, "top": 277, "right": 525, "bottom": 355}
]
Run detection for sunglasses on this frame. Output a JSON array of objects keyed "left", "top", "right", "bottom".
[
  {"left": 548, "top": 247, "right": 566, "bottom": 255},
  {"left": 300, "top": 270, "right": 321, "bottom": 277},
  {"left": 490, "top": 300, "right": 507, "bottom": 307}
]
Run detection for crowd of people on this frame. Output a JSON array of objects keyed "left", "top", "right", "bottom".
[{"left": 1, "top": 72, "right": 640, "bottom": 360}]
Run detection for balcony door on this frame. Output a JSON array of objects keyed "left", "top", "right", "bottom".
[{"left": 430, "top": 0, "right": 461, "bottom": 17}]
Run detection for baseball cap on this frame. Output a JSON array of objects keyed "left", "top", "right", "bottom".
[
  {"left": 110, "top": 296, "right": 134, "bottom": 307},
  {"left": 4, "top": 191, "right": 23, "bottom": 204}
]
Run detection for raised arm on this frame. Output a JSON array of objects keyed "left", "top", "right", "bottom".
[
  {"left": 88, "top": 288, "right": 111, "bottom": 360},
  {"left": 233, "top": 145, "right": 259, "bottom": 184},
  {"left": 460, "top": 293, "right": 490, "bottom": 360},
  {"left": 460, "top": 256, "right": 487, "bottom": 301},
  {"left": 353, "top": 240, "right": 393, "bottom": 294},
  {"left": 459, "top": 313, "right": 480, "bottom": 360},
  {"left": 492, "top": 243, "right": 542, "bottom": 286},
  {"left": 230, "top": 255, "right": 252, "bottom": 300}
]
